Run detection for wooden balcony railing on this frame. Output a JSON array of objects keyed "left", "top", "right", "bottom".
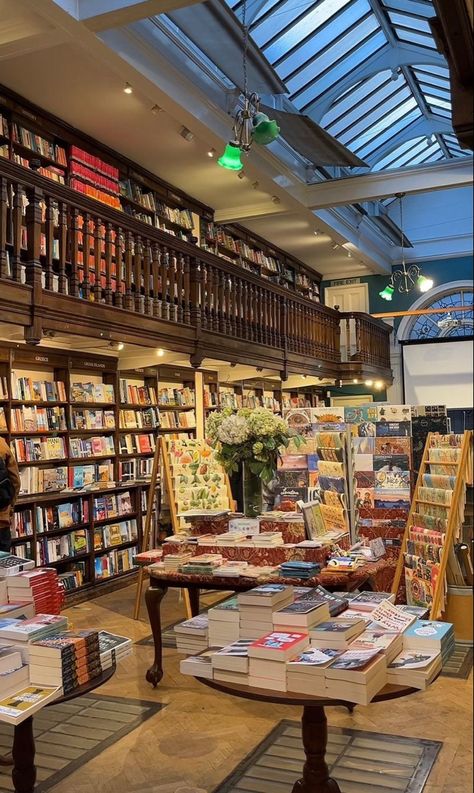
[
  {"left": 339, "top": 312, "right": 392, "bottom": 370},
  {"left": 0, "top": 159, "right": 391, "bottom": 377}
]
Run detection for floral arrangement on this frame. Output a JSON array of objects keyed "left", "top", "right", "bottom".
[{"left": 206, "top": 407, "right": 301, "bottom": 483}]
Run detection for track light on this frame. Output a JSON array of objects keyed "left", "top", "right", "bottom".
[
  {"left": 313, "top": 230, "right": 320, "bottom": 237},
  {"left": 156, "top": 349, "right": 165, "bottom": 357},
  {"left": 331, "top": 243, "right": 339, "bottom": 250},
  {"left": 237, "top": 170, "right": 246, "bottom": 179},
  {"left": 271, "top": 196, "right": 281, "bottom": 204},
  {"left": 365, "top": 380, "right": 373, "bottom": 387},
  {"left": 252, "top": 181, "right": 259, "bottom": 189},
  {"left": 123, "top": 82, "right": 133, "bottom": 94},
  {"left": 374, "top": 381, "right": 384, "bottom": 390},
  {"left": 180, "top": 126, "right": 194, "bottom": 142},
  {"left": 207, "top": 148, "right": 216, "bottom": 158},
  {"left": 151, "top": 104, "right": 162, "bottom": 114}
]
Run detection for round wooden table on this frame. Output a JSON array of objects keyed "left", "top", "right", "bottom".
[
  {"left": 2, "top": 665, "right": 116, "bottom": 793},
  {"left": 200, "top": 678, "right": 418, "bottom": 793}
]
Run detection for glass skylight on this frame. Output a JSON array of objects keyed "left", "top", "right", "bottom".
[{"left": 225, "top": 0, "right": 472, "bottom": 169}]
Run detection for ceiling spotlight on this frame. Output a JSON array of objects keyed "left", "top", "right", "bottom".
[
  {"left": 252, "top": 181, "right": 259, "bottom": 189},
  {"left": 353, "top": 379, "right": 359, "bottom": 384},
  {"left": 374, "top": 380, "right": 384, "bottom": 390},
  {"left": 313, "top": 230, "right": 320, "bottom": 237},
  {"left": 271, "top": 195, "right": 281, "bottom": 204},
  {"left": 207, "top": 148, "right": 216, "bottom": 158},
  {"left": 347, "top": 251, "right": 352, "bottom": 258},
  {"left": 151, "top": 104, "right": 162, "bottom": 114},
  {"left": 123, "top": 82, "right": 133, "bottom": 94},
  {"left": 156, "top": 348, "right": 165, "bottom": 357},
  {"left": 179, "top": 126, "right": 194, "bottom": 142},
  {"left": 365, "top": 380, "right": 373, "bottom": 387},
  {"left": 331, "top": 243, "right": 339, "bottom": 250},
  {"left": 237, "top": 170, "right": 246, "bottom": 179},
  {"left": 109, "top": 341, "right": 124, "bottom": 351},
  {"left": 390, "top": 68, "right": 399, "bottom": 81},
  {"left": 117, "top": 342, "right": 125, "bottom": 351}
]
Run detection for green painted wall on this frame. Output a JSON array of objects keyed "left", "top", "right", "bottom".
[{"left": 321, "top": 255, "right": 473, "bottom": 317}]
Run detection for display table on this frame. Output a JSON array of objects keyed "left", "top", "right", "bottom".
[
  {"left": 144, "top": 560, "right": 392, "bottom": 687},
  {"left": 2, "top": 666, "right": 115, "bottom": 793},
  {"left": 199, "top": 678, "right": 419, "bottom": 793}
]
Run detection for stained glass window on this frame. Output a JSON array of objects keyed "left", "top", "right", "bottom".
[{"left": 408, "top": 288, "right": 474, "bottom": 340}]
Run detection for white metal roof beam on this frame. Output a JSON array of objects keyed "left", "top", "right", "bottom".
[
  {"left": 78, "top": 0, "right": 202, "bottom": 31},
  {"left": 307, "top": 43, "right": 446, "bottom": 122},
  {"left": 297, "top": 158, "right": 474, "bottom": 209}
]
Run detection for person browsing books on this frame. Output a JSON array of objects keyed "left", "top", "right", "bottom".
[{"left": 0, "top": 437, "right": 21, "bottom": 553}]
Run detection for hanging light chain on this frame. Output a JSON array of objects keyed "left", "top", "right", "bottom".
[{"left": 242, "top": 0, "right": 249, "bottom": 100}]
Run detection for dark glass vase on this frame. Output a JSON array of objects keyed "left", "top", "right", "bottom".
[{"left": 243, "top": 463, "right": 263, "bottom": 518}]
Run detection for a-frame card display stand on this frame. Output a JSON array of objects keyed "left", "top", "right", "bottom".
[
  {"left": 133, "top": 434, "right": 162, "bottom": 620},
  {"left": 392, "top": 430, "right": 473, "bottom": 619}
]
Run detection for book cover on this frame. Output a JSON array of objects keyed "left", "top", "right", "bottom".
[
  {"left": 388, "top": 650, "right": 440, "bottom": 669},
  {"left": 370, "top": 600, "right": 416, "bottom": 633},
  {"left": 288, "top": 648, "right": 343, "bottom": 667},
  {"left": 375, "top": 421, "right": 411, "bottom": 437},
  {"left": 250, "top": 631, "right": 308, "bottom": 652},
  {"left": 403, "top": 620, "right": 453, "bottom": 643},
  {"left": 327, "top": 647, "right": 381, "bottom": 670}
]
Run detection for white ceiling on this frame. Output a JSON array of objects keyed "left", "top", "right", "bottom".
[{"left": 0, "top": 0, "right": 471, "bottom": 281}]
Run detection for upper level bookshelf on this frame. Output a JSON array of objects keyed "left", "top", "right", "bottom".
[
  {"left": 0, "top": 84, "right": 321, "bottom": 301},
  {"left": 201, "top": 221, "right": 321, "bottom": 302}
]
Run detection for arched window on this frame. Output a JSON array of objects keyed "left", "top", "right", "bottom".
[{"left": 397, "top": 281, "right": 474, "bottom": 341}]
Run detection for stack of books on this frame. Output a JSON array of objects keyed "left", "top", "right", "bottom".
[
  {"left": 0, "top": 614, "right": 68, "bottom": 646},
  {"left": 28, "top": 630, "right": 102, "bottom": 694},
  {"left": 208, "top": 597, "right": 240, "bottom": 647},
  {"left": 349, "top": 628, "right": 404, "bottom": 665},
  {"left": 174, "top": 615, "right": 209, "bottom": 654},
  {"left": 402, "top": 620, "right": 455, "bottom": 665},
  {"left": 272, "top": 598, "right": 330, "bottom": 633},
  {"left": 212, "top": 561, "right": 249, "bottom": 578},
  {"left": 279, "top": 561, "right": 321, "bottom": 579},
  {"left": 248, "top": 631, "right": 309, "bottom": 691},
  {"left": 179, "top": 554, "right": 223, "bottom": 575},
  {"left": 6, "top": 569, "right": 63, "bottom": 615},
  {"left": 295, "top": 587, "right": 349, "bottom": 618},
  {"left": 345, "top": 591, "right": 396, "bottom": 612},
  {"left": 180, "top": 650, "right": 215, "bottom": 680},
  {"left": 0, "top": 647, "right": 29, "bottom": 698},
  {"left": 211, "top": 639, "right": 253, "bottom": 685},
  {"left": 387, "top": 649, "right": 442, "bottom": 689},
  {"left": 310, "top": 618, "right": 366, "bottom": 650},
  {"left": 324, "top": 647, "right": 387, "bottom": 705},
  {"left": 287, "top": 648, "right": 343, "bottom": 695},
  {"left": 251, "top": 533, "right": 284, "bottom": 547},
  {"left": 98, "top": 631, "right": 133, "bottom": 669},
  {"left": 0, "top": 685, "right": 62, "bottom": 725},
  {"left": 238, "top": 585, "right": 294, "bottom": 641},
  {"left": 215, "top": 532, "right": 247, "bottom": 546},
  {"left": 163, "top": 553, "right": 193, "bottom": 572}
]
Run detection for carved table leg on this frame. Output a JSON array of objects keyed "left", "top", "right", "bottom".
[
  {"left": 12, "top": 717, "right": 36, "bottom": 793},
  {"left": 145, "top": 584, "right": 168, "bottom": 687},
  {"left": 292, "top": 706, "right": 341, "bottom": 793},
  {"left": 187, "top": 587, "right": 200, "bottom": 617}
]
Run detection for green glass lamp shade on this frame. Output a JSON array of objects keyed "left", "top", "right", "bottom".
[
  {"left": 251, "top": 112, "right": 280, "bottom": 145},
  {"left": 217, "top": 143, "right": 243, "bottom": 170},
  {"left": 417, "top": 274, "right": 434, "bottom": 293},
  {"left": 379, "top": 284, "right": 394, "bottom": 301}
]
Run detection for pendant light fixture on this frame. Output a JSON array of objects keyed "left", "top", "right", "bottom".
[
  {"left": 218, "top": 0, "right": 280, "bottom": 170},
  {"left": 379, "top": 193, "right": 434, "bottom": 301}
]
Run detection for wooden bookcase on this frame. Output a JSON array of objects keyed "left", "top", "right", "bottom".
[
  {"left": 201, "top": 220, "right": 321, "bottom": 302},
  {"left": 0, "top": 344, "right": 177, "bottom": 600},
  {"left": 0, "top": 84, "right": 321, "bottom": 303}
]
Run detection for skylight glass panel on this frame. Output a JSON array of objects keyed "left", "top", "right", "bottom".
[
  {"left": 324, "top": 76, "right": 404, "bottom": 137},
  {"left": 357, "top": 105, "right": 422, "bottom": 159},
  {"left": 387, "top": 11, "right": 432, "bottom": 32},
  {"left": 425, "top": 95, "right": 451, "bottom": 110},
  {"left": 321, "top": 70, "right": 390, "bottom": 128},
  {"left": 395, "top": 29, "right": 437, "bottom": 48},
  {"left": 251, "top": 0, "right": 351, "bottom": 50},
  {"left": 372, "top": 136, "right": 428, "bottom": 170},
  {"left": 339, "top": 86, "right": 412, "bottom": 147},
  {"left": 417, "top": 83, "right": 450, "bottom": 100},
  {"left": 381, "top": 0, "right": 434, "bottom": 18},
  {"left": 293, "top": 30, "right": 386, "bottom": 110},
  {"left": 273, "top": 0, "right": 368, "bottom": 76}
]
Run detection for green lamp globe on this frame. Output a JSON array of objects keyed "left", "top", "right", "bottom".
[
  {"left": 417, "top": 274, "right": 434, "bottom": 293},
  {"left": 379, "top": 284, "right": 394, "bottom": 301},
  {"left": 251, "top": 112, "right": 280, "bottom": 145},
  {"left": 217, "top": 143, "right": 243, "bottom": 171}
]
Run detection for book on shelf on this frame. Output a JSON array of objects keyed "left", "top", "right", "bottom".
[
  {"left": 10, "top": 406, "right": 67, "bottom": 433},
  {"left": 13, "top": 436, "right": 67, "bottom": 463},
  {"left": 68, "top": 462, "right": 114, "bottom": 489},
  {"left": 158, "top": 387, "right": 195, "bottom": 407},
  {"left": 70, "top": 409, "right": 115, "bottom": 430},
  {"left": 37, "top": 530, "right": 89, "bottom": 564},
  {"left": 119, "top": 380, "right": 157, "bottom": 406},
  {"left": 119, "top": 408, "right": 159, "bottom": 429},
  {"left": 70, "top": 383, "right": 115, "bottom": 404},
  {"left": 118, "top": 458, "right": 153, "bottom": 482},
  {"left": 58, "top": 564, "right": 86, "bottom": 592},
  {"left": 69, "top": 436, "right": 115, "bottom": 458},
  {"left": 11, "top": 375, "right": 66, "bottom": 403},
  {"left": 95, "top": 519, "right": 137, "bottom": 550},
  {"left": 19, "top": 466, "right": 68, "bottom": 496},
  {"left": 93, "top": 491, "right": 132, "bottom": 521},
  {"left": 12, "top": 509, "right": 34, "bottom": 539},
  {"left": 119, "top": 434, "right": 156, "bottom": 455},
  {"left": 36, "top": 498, "right": 89, "bottom": 533},
  {"left": 94, "top": 547, "right": 137, "bottom": 579}
]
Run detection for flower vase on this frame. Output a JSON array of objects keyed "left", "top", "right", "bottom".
[{"left": 243, "top": 463, "right": 263, "bottom": 518}]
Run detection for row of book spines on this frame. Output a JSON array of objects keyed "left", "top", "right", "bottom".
[
  {"left": 37, "top": 532, "right": 90, "bottom": 562},
  {"left": 94, "top": 547, "right": 137, "bottom": 579},
  {"left": 157, "top": 388, "right": 195, "bottom": 406},
  {"left": 94, "top": 521, "right": 138, "bottom": 549},
  {"left": 11, "top": 122, "right": 67, "bottom": 166},
  {"left": 119, "top": 383, "right": 158, "bottom": 404},
  {"left": 160, "top": 412, "right": 196, "bottom": 429},
  {"left": 10, "top": 378, "right": 67, "bottom": 402}
]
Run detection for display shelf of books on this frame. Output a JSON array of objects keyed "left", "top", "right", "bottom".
[
  {"left": 203, "top": 371, "right": 219, "bottom": 412},
  {"left": 392, "top": 431, "right": 473, "bottom": 619},
  {"left": 0, "top": 344, "right": 158, "bottom": 600},
  {"left": 200, "top": 220, "right": 321, "bottom": 301},
  {"left": 119, "top": 176, "right": 198, "bottom": 242},
  {"left": 157, "top": 365, "right": 197, "bottom": 435},
  {"left": 243, "top": 379, "right": 282, "bottom": 413},
  {"left": 118, "top": 367, "right": 160, "bottom": 484},
  {"left": 345, "top": 404, "right": 413, "bottom": 558},
  {"left": 282, "top": 387, "right": 321, "bottom": 410}
]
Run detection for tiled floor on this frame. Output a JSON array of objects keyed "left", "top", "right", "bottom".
[{"left": 13, "top": 584, "right": 470, "bottom": 793}]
